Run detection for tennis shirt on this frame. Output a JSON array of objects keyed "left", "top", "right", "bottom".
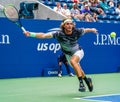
[{"left": 52, "top": 28, "right": 85, "bottom": 55}]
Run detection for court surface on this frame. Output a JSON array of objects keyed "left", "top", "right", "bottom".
[{"left": 0, "top": 73, "right": 120, "bottom": 102}]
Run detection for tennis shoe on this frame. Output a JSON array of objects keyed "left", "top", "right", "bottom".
[
  {"left": 87, "top": 78, "right": 93, "bottom": 92},
  {"left": 58, "top": 73, "right": 62, "bottom": 77},
  {"left": 79, "top": 83, "right": 86, "bottom": 92},
  {"left": 69, "top": 73, "right": 74, "bottom": 77}
]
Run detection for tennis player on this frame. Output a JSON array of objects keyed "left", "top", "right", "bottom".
[{"left": 24, "top": 18, "right": 98, "bottom": 92}]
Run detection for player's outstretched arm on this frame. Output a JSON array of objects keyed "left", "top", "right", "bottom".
[
  {"left": 24, "top": 31, "right": 53, "bottom": 39},
  {"left": 84, "top": 28, "right": 98, "bottom": 34}
]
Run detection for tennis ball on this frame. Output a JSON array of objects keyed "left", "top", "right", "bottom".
[{"left": 110, "top": 32, "right": 116, "bottom": 38}]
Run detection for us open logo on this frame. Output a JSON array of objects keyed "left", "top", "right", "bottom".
[
  {"left": 37, "top": 28, "right": 61, "bottom": 53},
  {"left": 37, "top": 43, "right": 61, "bottom": 53}
]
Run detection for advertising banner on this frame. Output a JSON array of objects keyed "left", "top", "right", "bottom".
[{"left": 0, "top": 18, "right": 120, "bottom": 78}]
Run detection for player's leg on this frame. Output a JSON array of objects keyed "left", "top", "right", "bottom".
[
  {"left": 72, "top": 50, "right": 93, "bottom": 92},
  {"left": 65, "top": 50, "right": 85, "bottom": 91},
  {"left": 70, "top": 54, "right": 86, "bottom": 92},
  {"left": 83, "top": 77, "right": 93, "bottom": 92},
  {"left": 58, "top": 61, "right": 62, "bottom": 77},
  {"left": 78, "top": 64, "right": 93, "bottom": 92},
  {"left": 66, "top": 49, "right": 93, "bottom": 92},
  {"left": 64, "top": 62, "right": 70, "bottom": 74},
  {"left": 64, "top": 61, "right": 74, "bottom": 76}
]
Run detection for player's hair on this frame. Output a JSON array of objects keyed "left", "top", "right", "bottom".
[{"left": 60, "top": 18, "right": 75, "bottom": 31}]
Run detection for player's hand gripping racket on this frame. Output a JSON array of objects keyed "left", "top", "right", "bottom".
[{"left": 3, "top": 5, "right": 26, "bottom": 32}]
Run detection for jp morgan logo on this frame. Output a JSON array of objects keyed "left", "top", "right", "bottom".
[{"left": 94, "top": 34, "right": 120, "bottom": 45}]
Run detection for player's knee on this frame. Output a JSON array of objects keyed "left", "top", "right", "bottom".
[{"left": 70, "top": 58, "right": 75, "bottom": 66}]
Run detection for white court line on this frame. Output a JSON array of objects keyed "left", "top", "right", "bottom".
[
  {"left": 73, "top": 93, "right": 120, "bottom": 102},
  {"left": 74, "top": 97, "right": 111, "bottom": 102}
]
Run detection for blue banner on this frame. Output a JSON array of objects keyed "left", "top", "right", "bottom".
[{"left": 0, "top": 18, "right": 120, "bottom": 78}]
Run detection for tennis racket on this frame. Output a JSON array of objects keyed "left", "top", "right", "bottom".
[
  {"left": 0, "top": 4, "right": 4, "bottom": 10},
  {"left": 3, "top": 4, "right": 26, "bottom": 32}
]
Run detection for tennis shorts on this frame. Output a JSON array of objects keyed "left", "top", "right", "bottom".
[{"left": 65, "top": 49, "right": 84, "bottom": 66}]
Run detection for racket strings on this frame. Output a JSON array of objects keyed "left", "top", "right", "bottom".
[{"left": 4, "top": 6, "right": 19, "bottom": 22}]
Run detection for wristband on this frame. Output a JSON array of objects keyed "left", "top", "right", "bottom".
[{"left": 29, "top": 32, "right": 36, "bottom": 37}]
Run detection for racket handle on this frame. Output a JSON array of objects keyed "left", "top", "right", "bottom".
[{"left": 21, "top": 26, "right": 26, "bottom": 32}]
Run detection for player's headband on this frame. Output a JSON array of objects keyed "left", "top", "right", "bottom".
[{"left": 63, "top": 19, "right": 73, "bottom": 24}]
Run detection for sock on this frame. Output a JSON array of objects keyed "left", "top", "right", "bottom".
[
  {"left": 83, "top": 76, "right": 89, "bottom": 85},
  {"left": 78, "top": 77, "right": 84, "bottom": 86}
]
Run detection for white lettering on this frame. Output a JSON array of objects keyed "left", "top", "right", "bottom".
[
  {"left": 116, "top": 37, "right": 120, "bottom": 45},
  {"left": 48, "top": 71, "right": 58, "bottom": 75},
  {"left": 101, "top": 35, "right": 107, "bottom": 45},
  {"left": 37, "top": 43, "right": 48, "bottom": 51},
  {"left": 0, "top": 34, "right": 10, "bottom": 44},
  {"left": 108, "top": 35, "right": 116, "bottom": 45},
  {"left": 54, "top": 43, "right": 61, "bottom": 53},
  {"left": 94, "top": 34, "right": 120, "bottom": 46},
  {"left": 49, "top": 43, "right": 55, "bottom": 51},
  {"left": 37, "top": 43, "right": 61, "bottom": 53}
]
